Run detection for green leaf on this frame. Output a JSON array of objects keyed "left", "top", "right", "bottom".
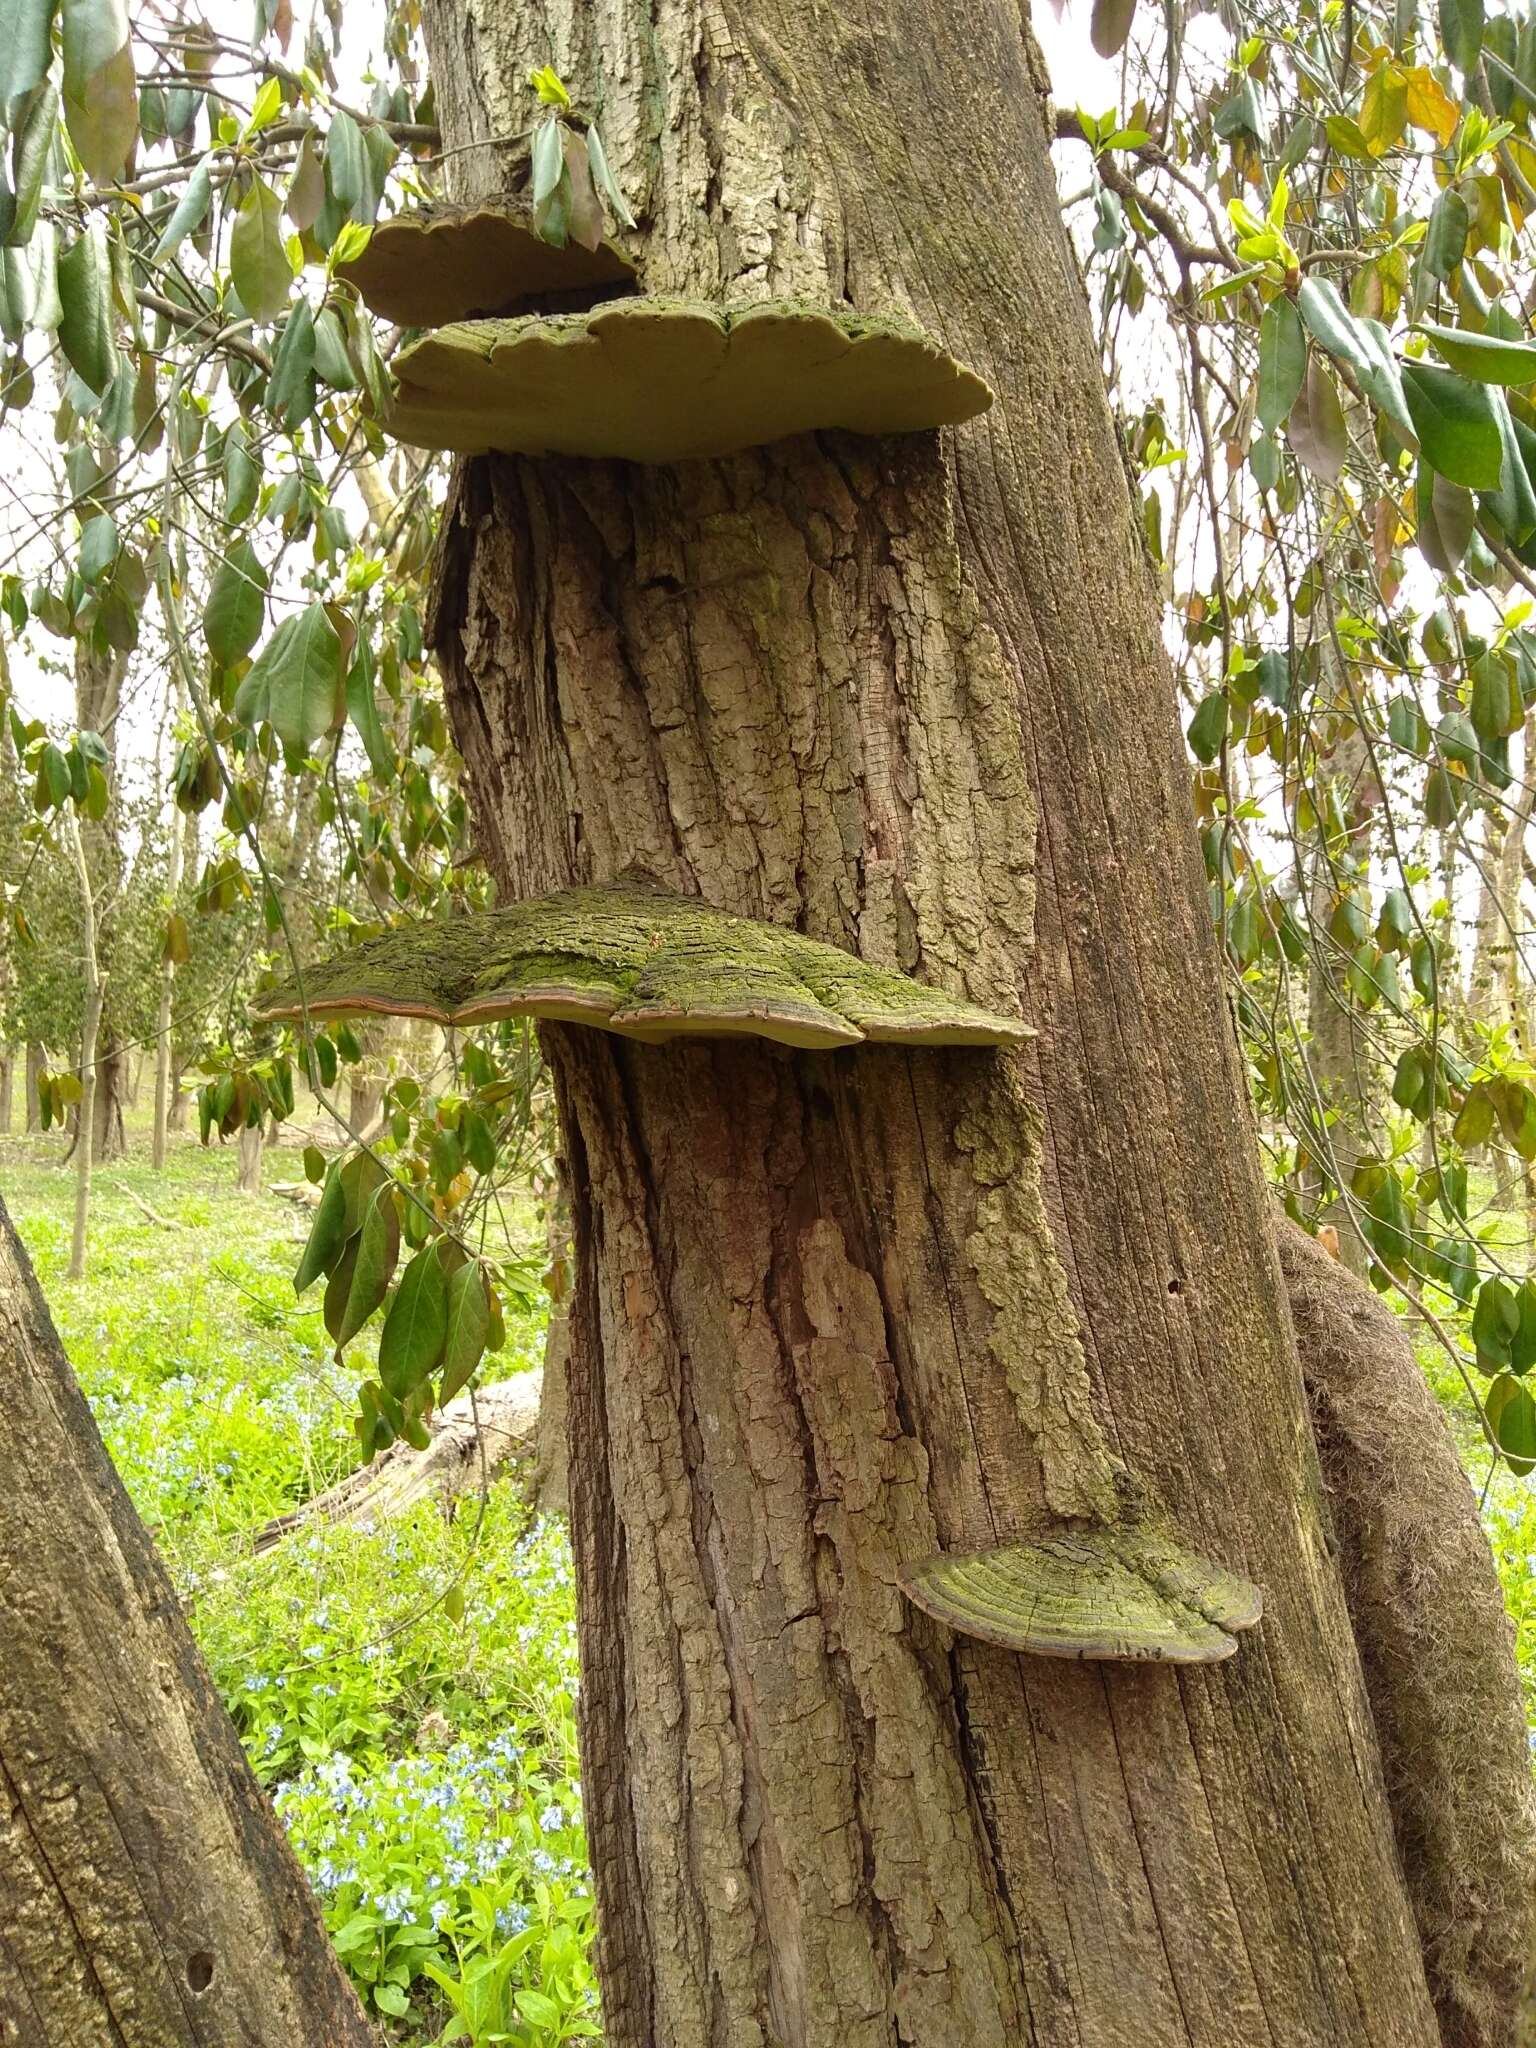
[
  {"left": 267, "top": 294, "right": 317, "bottom": 427},
  {"left": 295, "top": 1164, "right": 348, "bottom": 1293},
  {"left": 230, "top": 176, "right": 290, "bottom": 324},
  {"left": 1440, "top": 0, "right": 1484, "bottom": 74},
  {"left": 57, "top": 221, "right": 116, "bottom": 394},
  {"left": 61, "top": 0, "right": 136, "bottom": 184},
  {"left": 286, "top": 130, "right": 325, "bottom": 231},
  {"left": 1392, "top": 1047, "right": 1428, "bottom": 1114},
  {"left": 1297, "top": 283, "right": 1417, "bottom": 445},
  {"left": 1470, "top": 650, "right": 1522, "bottom": 739},
  {"left": 531, "top": 114, "right": 569, "bottom": 248},
  {"left": 1419, "top": 319, "right": 1536, "bottom": 386},
  {"left": 1388, "top": 693, "right": 1429, "bottom": 755},
  {"left": 1188, "top": 690, "right": 1228, "bottom": 763},
  {"left": 1511, "top": 1283, "right": 1536, "bottom": 1376},
  {"left": 1454, "top": 1083, "right": 1495, "bottom": 1147},
  {"left": 1487, "top": 1373, "right": 1536, "bottom": 1471},
  {"left": 152, "top": 155, "right": 213, "bottom": 263},
  {"left": 302, "top": 1143, "right": 326, "bottom": 1184},
  {"left": 1257, "top": 297, "right": 1306, "bottom": 435},
  {"left": 584, "top": 124, "right": 635, "bottom": 230},
  {"left": 1414, "top": 464, "right": 1473, "bottom": 573},
  {"left": 1422, "top": 188, "right": 1469, "bottom": 282},
  {"left": 234, "top": 602, "right": 343, "bottom": 764},
  {"left": 1402, "top": 363, "right": 1505, "bottom": 489},
  {"left": 378, "top": 1242, "right": 449, "bottom": 1399},
  {"left": 204, "top": 538, "right": 268, "bottom": 665},
  {"left": 346, "top": 637, "right": 394, "bottom": 780},
  {"left": 440, "top": 1258, "right": 490, "bottom": 1403},
  {"left": 77, "top": 509, "right": 116, "bottom": 583},
  {"left": 9, "top": 79, "right": 58, "bottom": 247},
  {"left": 223, "top": 424, "right": 261, "bottom": 524},
  {"left": 0, "top": 0, "right": 57, "bottom": 112},
  {"left": 332, "top": 1183, "right": 400, "bottom": 1347},
  {"left": 1475, "top": 1275, "right": 1521, "bottom": 1371},
  {"left": 1482, "top": 394, "right": 1536, "bottom": 545},
  {"left": 515, "top": 1990, "right": 563, "bottom": 2030}
]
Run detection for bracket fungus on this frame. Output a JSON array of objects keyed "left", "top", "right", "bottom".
[
  {"left": 900, "top": 1522, "right": 1263, "bottom": 1664},
  {"left": 251, "top": 884, "right": 1031, "bottom": 1053},
  {"left": 337, "top": 204, "right": 637, "bottom": 327},
  {"left": 381, "top": 298, "right": 995, "bottom": 461}
]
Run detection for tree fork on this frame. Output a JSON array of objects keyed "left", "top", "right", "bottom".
[{"left": 419, "top": 0, "right": 1498, "bottom": 2039}]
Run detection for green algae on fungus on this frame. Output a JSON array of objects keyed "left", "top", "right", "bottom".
[
  {"left": 900, "top": 1522, "right": 1263, "bottom": 1663},
  {"left": 381, "top": 298, "right": 995, "bottom": 461},
  {"left": 337, "top": 203, "right": 636, "bottom": 327},
  {"left": 250, "top": 884, "right": 1031, "bottom": 1052}
]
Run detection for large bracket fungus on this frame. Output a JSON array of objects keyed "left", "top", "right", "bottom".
[
  {"left": 381, "top": 298, "right": 995, "bottom": 460},
  {"left": 251, "top": 884, "right": 1030, "bottom": 1052},
  {"left": 337, "top": 204, "right": 637, "bottom": 327},
  {"left": 900, "top": 1522, "right": 1264, "bottom": 1664}
]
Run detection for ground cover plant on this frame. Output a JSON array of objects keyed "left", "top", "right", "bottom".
[{"left": 2, "top": 1110, "right": 596, "bottom": 2046}]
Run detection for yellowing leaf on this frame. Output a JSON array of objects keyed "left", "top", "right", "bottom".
[
  {"left": 1358, "top": 63, "right": 1408, "bottom": 156},
  {"left": 1403, "top": 66, "right": 1460, "bottom": 147}
]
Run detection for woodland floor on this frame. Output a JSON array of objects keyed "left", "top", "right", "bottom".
[
  {"left": 3, "top": 1115, "right": 1536, "bottom": 2041},
  {"left": 1, "top": 1109, "right": 596, "bottom": 2047}
]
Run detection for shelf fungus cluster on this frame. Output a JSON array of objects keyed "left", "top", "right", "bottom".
[
  {"left": 251, "top": 884, "right": 1032, "bottom": 1052},
  {"left": 338, "top": 202, "right": 993, "bottom": 462},
  {"left": 900, "top": 1523, "right": 1264, "bottom": 1664}
]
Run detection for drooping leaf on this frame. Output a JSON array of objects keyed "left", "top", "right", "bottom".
[
  {"left": 267, "top": 294, "right": 317, "bottom": 427},
  {"left": 378, "top": 1241, "right": 449, "bottom": 1399},
  {"left": 1287, "top": 357, "right": 1348, "bottom": 484},
  {"left": 1487, "top": 1373, "right": 1536, "bottom": 1472},
  {"left": 56, "top": 221, "right": 116, "bottom": 393},
  {"left": 1297, "top": 282, "right": 1416, "bottom": 444},
  {"left": 1414, "top": 465, "right": 1473, "bottom": 573},
  {"left": 331, "top": 1183, "right": 401, "bottom": 1347},
  {"left": 560, "top": 124, "right": 604, "bottom": 253},
  {"left": 286, "top": 130, "right": 325, "bottom": 231},
  {"left": 8, "top": 78, "right": 57, "bottom": 246},
  {"left": 531, "top": 114, "right": 569, "bottom": 248},
  {"left": 294, "top": 1163, "right": 348, "bottom": 1293},
  {"left": 585, "top": 123, "right": 636, "bottom": 230},
  {"left": 1422, "top": 188, "right": 1469, "bottom": 282},
  {"left": 151, "top": 154, "right": 212, "bottom": 263},
  {"left": 1439, "top": 0, "right": 1484, "bottom": 75},
  {"left": 1090, "top": 0, "right": 1136, "bottom": 58},
  {"left": 204, "top": 537, "right": 268, "bottom": 665},
  {"left": 1402, "top": 363, "right": 1505, "bottom": 489},
  {"left": 1188, "top": 690, "right": 1228, "bottom": 763},
  {"left": 1257, "top": 296, "right": 1305, "bottom": 434},
  {"left": 1419, "top": 320, "right": 1536, "bottom": 386},
  {"left": 0, "top": 0, "right": 57, "bottom": 113},
  {"left": 233, "top": 601, "right": 344, "bottom": 764},
  {"left": 439, "top": 1258, "right": 490, "bottom": 1403},
  {"left": 230, "top": 176, "right": 291, "bottom": 323},
  {"left": 324, "top": 108, "right": 365, "bottom": 220},
  {"left": 346, "top": 635, "right": 394, "bottom": 780},
  {"left": 61, "top": 0, "right": 137, "bottom": 183}
]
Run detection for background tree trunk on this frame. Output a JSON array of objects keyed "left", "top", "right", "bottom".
[
  {"left": 419, "top": 1, "right": 1483, "bottom": 2042},
  {"left": 0, "top": 1194, "right": 375, "bottom": 2046},
  {"left": 24, "top": 1042, "right": 44, "bottom": 1131},
  {"left": 235, "top": 1124, "right": 263, "bottom": 1197},
  {"left": 66, "top": 813, "right": 100, "bottom": 1285},
  {"left": 0, "top": 1049, "right": 13, "bottom": 1135}
]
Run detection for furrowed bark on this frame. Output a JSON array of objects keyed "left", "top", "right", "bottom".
[
  {"left": 0, "top": 1195, "right": 375, "bottom": 2047},
  {"left": 1281, "top": 1219, "right": 1535, "bottom": 2048},
  {"left": 418, "top": 0, "right": 1466, "bottom": 2040}
]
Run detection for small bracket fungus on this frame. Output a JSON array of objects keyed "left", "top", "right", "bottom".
[
  {"left": 381, "top": 298, "right": 994, "bottom": 461},
  {"left": 251, "top": 884, "right": 1031, "bottom": 1053},
  {"left": 900, "top": 1522, "right": 1263, "bottom": 1664},
  {"left": 337, "top": 204, "right": 637, "bottom": 327}
]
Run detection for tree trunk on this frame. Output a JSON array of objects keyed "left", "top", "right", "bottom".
[
  {"left": 534, "top": 1163, "right": 571, "bottom": 1518},
  {"left": 235, "top": 1124, "right": 263, "bottom": 1197},
  {"left": 0, "top": 1048, "right": 12, "bottom": 1136},
  {"left": 153, "top": 767, "right": 187, "bottom": 1172},
  {"left": 24, "top": 1042, "right": 44, "bottom": 1132},
  {"left": 91, "top": 1039, "right": 129, "bottom": 1164},
  {"left": 66, "top": 815, "right": 100, "bottom": 1285},
  {"left": 0, "top": 1193, "right": 375, "bottom": 2046},
  {"left": 419, "top": 3, "right": 1481, "bottom": 2042}
]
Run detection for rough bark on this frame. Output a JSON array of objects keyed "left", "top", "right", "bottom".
[
  {"left": 0, "top": 1050, "right": 12, "bottom": 1135},
  {"left": 1280, "top": 1219, "right": 1535, "bottom": 2048},
  {"left": 534, "top": 1164, "right": 572, "bottom": 1517},
  {"left": 24, "top": 1042, "right": 43, "bottom": 1132},
  {"left": 235, "top": 1124, "right": 263, "bottom": 1197},
  {"left": 419, "top": 2, "right": 1463, "bottom": 2042},
  {"left": 0, "top": 1194, "right": 375, "bottom": 2046},
  {"left": 253, "top": 1374, "right": 541, "bottom": 1551}
]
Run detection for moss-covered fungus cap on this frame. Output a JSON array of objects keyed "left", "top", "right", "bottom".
[
  {"left": 337, "top": 205, "right": 637, "bottom": 327},
  {"left": 251, "top": 884, "right": 1031, "bottom": 1052},
  {"left": 382, "top": 298, "right": 995, "bottom": 461},
  {"left": 900, "top": 1523, "right": 1263, "bottom": 1663}
]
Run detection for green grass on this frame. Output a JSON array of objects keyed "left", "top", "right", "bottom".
[{"left": 1, "top": 1112, "right": 595, "bottom": 2045}]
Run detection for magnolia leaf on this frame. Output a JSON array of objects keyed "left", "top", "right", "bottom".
[
  {"left": 294, "top": 1164, "right": 348, "bottom": 1293},
  {"left": 267, "top": 294, "right": 317, "bottom": 426},
  {"left": 287, "top": 130, "right": 325, "bottom": 231},
  {"left": 204, "top": 537, "right": 268, "bottom": 664},
  {"left": 531, "top": 115, "right": 569, "bottom": 248},
  {"left": 0, "top": 0, "right": 56, "bottom": 112},
  {"left": 1404, "top": 65, "right": 1461, "bottom": 145},
  {"left": 1423, "top": 188, "right": 1469, "bottom": 282},
  {"left": 1287, "top": 357, "right": 1348, "bottom": 484},
  {"left": 1482, "top": 394, "right": 1536, "bottom": 544},
  {"left": 332, "top": 1183, "right": 400, "bottom": 1347},
  {"left": 439, "top": 1259, "right": 490, "bottom": 1403},
  {"left": 77, "top": 509, "right": 117, "bottom": 583},
  {"left": 1439, "top": 0, "right": 1484, "bottom": 75},
  {"left": 8, "top": 78, "right": 57, "bottom": 247},
  {"left": 223, "top": 425, "right": 261, "bottom": 524},
  {"left": 233, "top": 601, "right": 344, "bottom": 763},
  {"left": 1257, "top": 296, "right": 1305, "bottom": 434},
  {"left": 1188, "top": 690, "right": 1228, "bottom": 763},
  {"left": 346, "top": 636, "right": 394, "bottom": 780},
  {"left": 230, "top": 176, "right": 290, "bottom": 323},
  {"left": 1090, "top": 0, "right": 1136, "bottom": 57},
  {"left": 324, "top": 108, "right": 365, "bottom": 218},
  {"left": 63, "top": 21, "right": 136, "bottom": 184},
  {"left": 56, "top": 222, "right": 116, "bottom": 394},
  {"left": 378, "top": 1241, "right": 449, "bottom": 1399},
  {"left": 1487, "top": 1374, "right": 1536, "bottom": 1471},
  {"left": 1402, "top": 363, "right": 1505, "bottom": 489},
  {"left": 584, "top": 123, "right": 636, "bottom": 230},
  {"left": 1415, "top": 465, "right": 1473, "bottom": 572},
  {"left": 1418, "top": 319, "right": 1536, "bottom": 387},
  {"left": 152, "top": 155, "right": 212, "bottom": 263},
  {"left": 561, "top": 124, "right": 604, "bottom": 253}
]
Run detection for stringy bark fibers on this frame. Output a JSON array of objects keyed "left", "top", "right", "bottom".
[{"left": 416, "top": 0, "right": 1470, "bottom": 2040}]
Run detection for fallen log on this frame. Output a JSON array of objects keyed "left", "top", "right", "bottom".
[{"left": 253, "top": 1370, "right": 541, "bottom": 1552}]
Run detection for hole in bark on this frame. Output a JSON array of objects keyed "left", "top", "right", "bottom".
[
  {"left": 1168, "top": 1279, "right": 1183, "bottom": 1295},
  {"left": 186, "top": 1951, "right": 215, "bottom": 1993}
]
